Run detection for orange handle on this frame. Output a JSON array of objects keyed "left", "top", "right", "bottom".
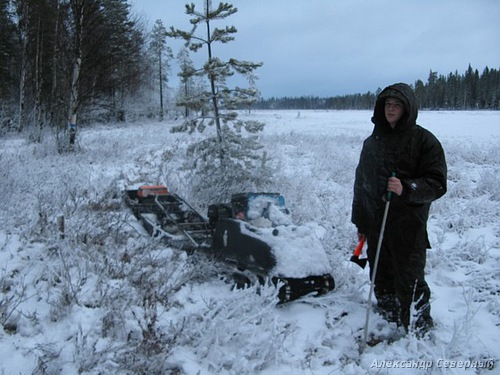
[{"left": 354, "top": 237, "right": 365, "bottom": 257}]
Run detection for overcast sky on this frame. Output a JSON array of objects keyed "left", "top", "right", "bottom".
[{"left": 130, "top": 0, "right": 500, "bottom": 98}]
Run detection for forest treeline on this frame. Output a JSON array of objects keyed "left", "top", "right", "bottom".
[
  {"left": 255, "top": 65, "right": 500, "bottom": 111},
  {"left": 0, "top": 0, "right": 153, "bottom": 144},
  {"left": 0, "top": 0, "right": 498, "bottom": 144}
]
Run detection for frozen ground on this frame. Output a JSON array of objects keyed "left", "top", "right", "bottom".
[{"left": 0, "top": 110, "right": 499, "bottom": 374}]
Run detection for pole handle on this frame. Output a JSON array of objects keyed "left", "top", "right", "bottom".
[{"left": 386, "top": 171, "right": 397, "bottom": 200}]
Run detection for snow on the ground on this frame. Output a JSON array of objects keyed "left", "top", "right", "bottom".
[{"left": 0, "top": 110, "right": 499, "bottom": 374}]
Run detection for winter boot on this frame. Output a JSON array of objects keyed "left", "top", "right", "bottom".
[{"left": 375, "top": 294, "right": 401, "bottom": 326}]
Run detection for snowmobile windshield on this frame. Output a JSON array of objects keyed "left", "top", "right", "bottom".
[{"left": 246, "top": 195, "right": 292, "bottom": 227}]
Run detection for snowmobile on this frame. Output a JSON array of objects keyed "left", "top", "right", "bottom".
[
  {"left": 207, "top": 192, "right": 334, "bottom": 302},
  {"left": 124, "top": 186, "right": 335, "bottom": 302}
]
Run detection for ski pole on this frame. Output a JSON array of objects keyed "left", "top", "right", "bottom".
[{"left": 363, "top": 172, "right": 396, "bottom": 344}]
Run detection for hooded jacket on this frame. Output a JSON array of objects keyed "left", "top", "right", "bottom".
[{"left": 351, "top": 83, "right": 447, "bottom": 247}]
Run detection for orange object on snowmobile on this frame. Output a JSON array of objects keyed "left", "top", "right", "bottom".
[{"left": 137, "top": 185, "right": 169, "bottom": 198}]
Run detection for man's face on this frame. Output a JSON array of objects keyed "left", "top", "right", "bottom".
[{"left": 384, "top": 98, "right": 405, "bottom": 128}]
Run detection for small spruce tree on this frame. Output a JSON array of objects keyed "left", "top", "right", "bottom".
[
  {"left": 167, "top": 1, "right": 271, "bottom": 202},
  {"left": 149, "top": 19, "right": 173, "bottom": 121}
]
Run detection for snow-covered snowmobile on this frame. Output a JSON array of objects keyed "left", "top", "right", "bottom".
[
  {"left": 124, "top": 186, "right": 335, "bottom": 302},
  {"left": 207, "top": 193, "right": 335, "bottom": 302}
]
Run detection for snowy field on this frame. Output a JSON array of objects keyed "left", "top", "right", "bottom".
[{"left": 0, "top": 110, "right": 499, "bottom": 374}]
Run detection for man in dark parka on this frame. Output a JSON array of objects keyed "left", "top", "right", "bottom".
[{"left": 352, "top": 83, "right": 447, "bottom": 334}]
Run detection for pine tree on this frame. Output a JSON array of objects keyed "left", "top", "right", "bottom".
[
  {"left": 0, "top": 0, "right": 17, "bottom": 101},
  {"left": 149, "top": 19, "right": 172, "bottom": 121},
  {"left": 91, "top": 0, "right": 146, "bottom": 121},
  {"left": 0, "top": 0, "right": 19, "bottom": 132},
  {"left": 167, "top": 1, "right": 271, "bottom": 202},
  {"left": 175, "top": 47, "right": 198, "bottom": 118}
]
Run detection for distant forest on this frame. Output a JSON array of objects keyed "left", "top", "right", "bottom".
[
  {"left": 255, "top": 65, "right": 500, "bottom": 110},
  {"left": 1, "top": 0, "right": 499, "bottom": 142}
]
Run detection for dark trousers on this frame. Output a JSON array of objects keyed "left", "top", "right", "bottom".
[{"left": 367, "top": 214, "right": 432, "bottom": 330}]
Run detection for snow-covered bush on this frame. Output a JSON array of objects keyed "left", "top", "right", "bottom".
[
  {"left": 477, "top": 167, "right": 500, "bottom": 201},
  {"left": 171, "top": 282, "right": 292, "bottom": 374}
]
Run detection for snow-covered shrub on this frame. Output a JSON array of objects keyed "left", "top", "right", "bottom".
[
  {"left": 445, "top": 174, "right": 475, "bottom": 199},
  {"left": 29, "top": 342, "right": 62, "bottom": 375},
  {"left": 445, "top": 141, "right": 496, "bottom": 166},
  {"left": 0, "top": 271, "right": 27, "bottom": 334},
  {"left": 433, "top": 195, "right": 497, "bottom": 238},
  {"left": 445, "top": 288, "right": 480, "bottom": 358},
  {"left": 174, "top": 282, "right": 292, "bottom": 374},
  {"left": 455, "top": 236, "right": 489, "bottom": 264},
  {"left": 261, "top": 131, "right": 357, "bottom": 226},
  {"left": 476, "top": 167, "right": 500, "bottom": 201}
]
